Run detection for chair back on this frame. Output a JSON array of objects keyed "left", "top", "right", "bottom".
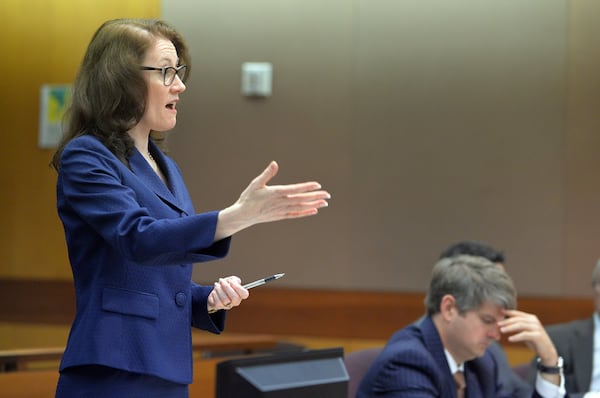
[{"left": 343, "top": 347, "right": 383, "bottom": 398}]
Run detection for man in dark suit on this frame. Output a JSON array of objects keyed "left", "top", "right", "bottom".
[
  {"left": 544, "top": 318, "right": 594, "bottom": 397},
  {"left": 526, "top": 259, "right": 600, "bottom": 397},
  {"left": 357, "top": 255, "right": 565, "bottom": 397},
  {"left": 438, "top": 241, "right": 533, "bottom": 397}
]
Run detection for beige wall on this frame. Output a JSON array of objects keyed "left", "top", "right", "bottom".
[
  {"left": 564, "top": 1, "right": 600, "bottom": 293},
  {"left": 162, "top": 0, "right": 600, "bottom": 296},
  {"left": 1, "top": 1, "right": 600, "bottom": 298}
]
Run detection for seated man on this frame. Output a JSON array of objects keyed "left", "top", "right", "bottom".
[
  {"left": 439, "top": 240, "right": 533, "bottom": 397},
  {"left": 357, "top": 255, "right": 565, "bottom": 397},
  {"left": 525, "top": 258, "right": 600, "bottom": 397}
]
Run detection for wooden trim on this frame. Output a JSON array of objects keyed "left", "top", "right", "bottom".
[
  {"left": 192, "top": 331, "right": 276, "bottom": 354},
  {"left": 0, "top": 279, "right": 594, "bottom": 340},
  {"left": 225, "top": 287, "right": 427, "bottom": 339},
  {"left": 0, "top": 369, "right": 59, "bottom": 398},
  {"left": 0, "top": 279, "right": 75, "bottom": 324},
  {"left": 224, "top": 287, "right": 595, "bottom": 339},
  {"left": 0, "top": 347, "right": 64, "bottom": 372},
  {"left": 0, "top": 332, "right": 276, "bottom": 372},
  {"left": 0, "top": 359, "right": 220, "bottom": 398}
]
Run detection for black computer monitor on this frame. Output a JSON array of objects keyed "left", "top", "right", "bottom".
[{"left": 215, "top": 347, "right": 349, "bottom": 398}]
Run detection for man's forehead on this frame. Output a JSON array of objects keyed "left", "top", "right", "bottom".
[{"left": 472, "top": 301, "right": 506, "bottom": 318}]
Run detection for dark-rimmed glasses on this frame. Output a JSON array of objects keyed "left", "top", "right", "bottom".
[{"left": 140, "top": 65, "right": 187, "bottom": 86}]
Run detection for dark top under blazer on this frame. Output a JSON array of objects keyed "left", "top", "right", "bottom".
[
  {"left": 56, "top": 135, "right": 231, "bottom": 384},
  {"left": 357, "top": 316, "right": 543, "bottom": 398}
]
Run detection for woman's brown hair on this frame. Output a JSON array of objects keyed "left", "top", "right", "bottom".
[{"left": 50, "top": 19, "right": 190, "bottom": 170}]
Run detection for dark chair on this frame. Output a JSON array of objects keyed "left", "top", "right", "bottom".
[{"left": 343, "top": 347, "right": 383, "bottom": 398}]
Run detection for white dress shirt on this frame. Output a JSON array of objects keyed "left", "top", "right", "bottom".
[{"left": 444, "top": 349, "right": 565, "bottom": 397}]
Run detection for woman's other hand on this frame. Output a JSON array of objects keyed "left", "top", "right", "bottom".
[{"left": 207, "top": 276, "right": 249, "bottom": 313}]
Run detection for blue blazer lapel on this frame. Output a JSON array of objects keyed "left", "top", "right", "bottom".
[
  {"left": 129, "top": 146, "right": 189, "bottom": 215},
  {"left": 420, "top": 317, "right": 458, "bottom": 396}
]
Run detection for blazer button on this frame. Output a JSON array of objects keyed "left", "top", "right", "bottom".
[{"left": 175, "top": 292, "right": 187, "bottom": 307}]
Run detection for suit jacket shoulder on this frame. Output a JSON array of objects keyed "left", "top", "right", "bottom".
[{"left": 357, "top": 316, "right": 506, "bottom": 397}]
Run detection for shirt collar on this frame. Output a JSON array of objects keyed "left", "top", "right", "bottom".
[{"left": 444, "top": 349, "right": 464, "bottom": 373}]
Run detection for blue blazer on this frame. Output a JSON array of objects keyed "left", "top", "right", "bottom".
[
  {"left": 410, "top": 316, "right": 533, "bottom": 398},
  {"left": 56, "top": 135, "right": 232, "bottom": 384},
  {"left": 357, "top": 316, "right": 542, "bottom": 398}
]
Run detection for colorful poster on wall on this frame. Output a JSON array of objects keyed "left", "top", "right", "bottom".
[{"left": 38, "top": 84, "right": 71, "bottom": 148}]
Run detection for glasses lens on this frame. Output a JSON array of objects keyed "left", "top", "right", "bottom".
[
  {"left": 164, "top": 66, "right": 187, "bottom": 85},
  {"left": 176, "top": 66, "right": 187, "bottom": 83},
  {"left": 164, "top": 68, "right": 176, "bottom": 85}
]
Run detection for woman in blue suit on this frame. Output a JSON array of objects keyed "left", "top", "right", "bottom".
[{"left": 50, "top": 18, "right": 330, "bottom": 397}]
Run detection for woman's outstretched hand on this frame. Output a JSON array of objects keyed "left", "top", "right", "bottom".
[{"left": 214, "top": 161, "right": 330, "bottom": 241}]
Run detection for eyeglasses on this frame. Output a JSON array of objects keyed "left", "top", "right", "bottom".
[{"left": 140, "top": 65, "right": 187, "bottom": 86}]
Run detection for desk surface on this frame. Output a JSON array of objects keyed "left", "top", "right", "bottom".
[
  {"left": 192, "top": 330, "right": 277, "bottom": 352},
  {"left": 0, "top": 325, "right": 277, "bottom": 372},
  {"left": 0, "top": 357, "right": 224, "bottom": 398}
]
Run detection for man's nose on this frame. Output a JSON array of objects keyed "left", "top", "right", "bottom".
[{"left": 488, "top": 325, "right": 501, "bottom": 340}]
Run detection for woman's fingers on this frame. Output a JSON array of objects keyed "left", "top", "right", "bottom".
[
  {"left": 208, "top": 276, "right": 249, "bottom": 313},
  {"left": 248, "top": 161, "right": 279, "bottom": 189}
]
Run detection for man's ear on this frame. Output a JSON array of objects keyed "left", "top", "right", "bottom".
[{"left": 439, "top": 294, "right": 457, "bottom": 322}]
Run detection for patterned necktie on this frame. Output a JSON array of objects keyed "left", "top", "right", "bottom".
[{"left": 454, "top": 370, "right": 466, "bottom": 398}]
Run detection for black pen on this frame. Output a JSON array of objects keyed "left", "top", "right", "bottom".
[{"left": 243, "top": 273, "right": 285, "bottom": 289}]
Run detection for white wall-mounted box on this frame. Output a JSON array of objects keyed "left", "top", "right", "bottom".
[{"left": 241, "top": 62, "right": 272, "bottom": 97}]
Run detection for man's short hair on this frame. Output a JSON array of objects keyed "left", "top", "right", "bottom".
[
  {"left": 425, "top": 255, "right": 516, "bottom": 316},
  {"left": 439, "top": 240, "right": 506, "bottom": 264}
]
